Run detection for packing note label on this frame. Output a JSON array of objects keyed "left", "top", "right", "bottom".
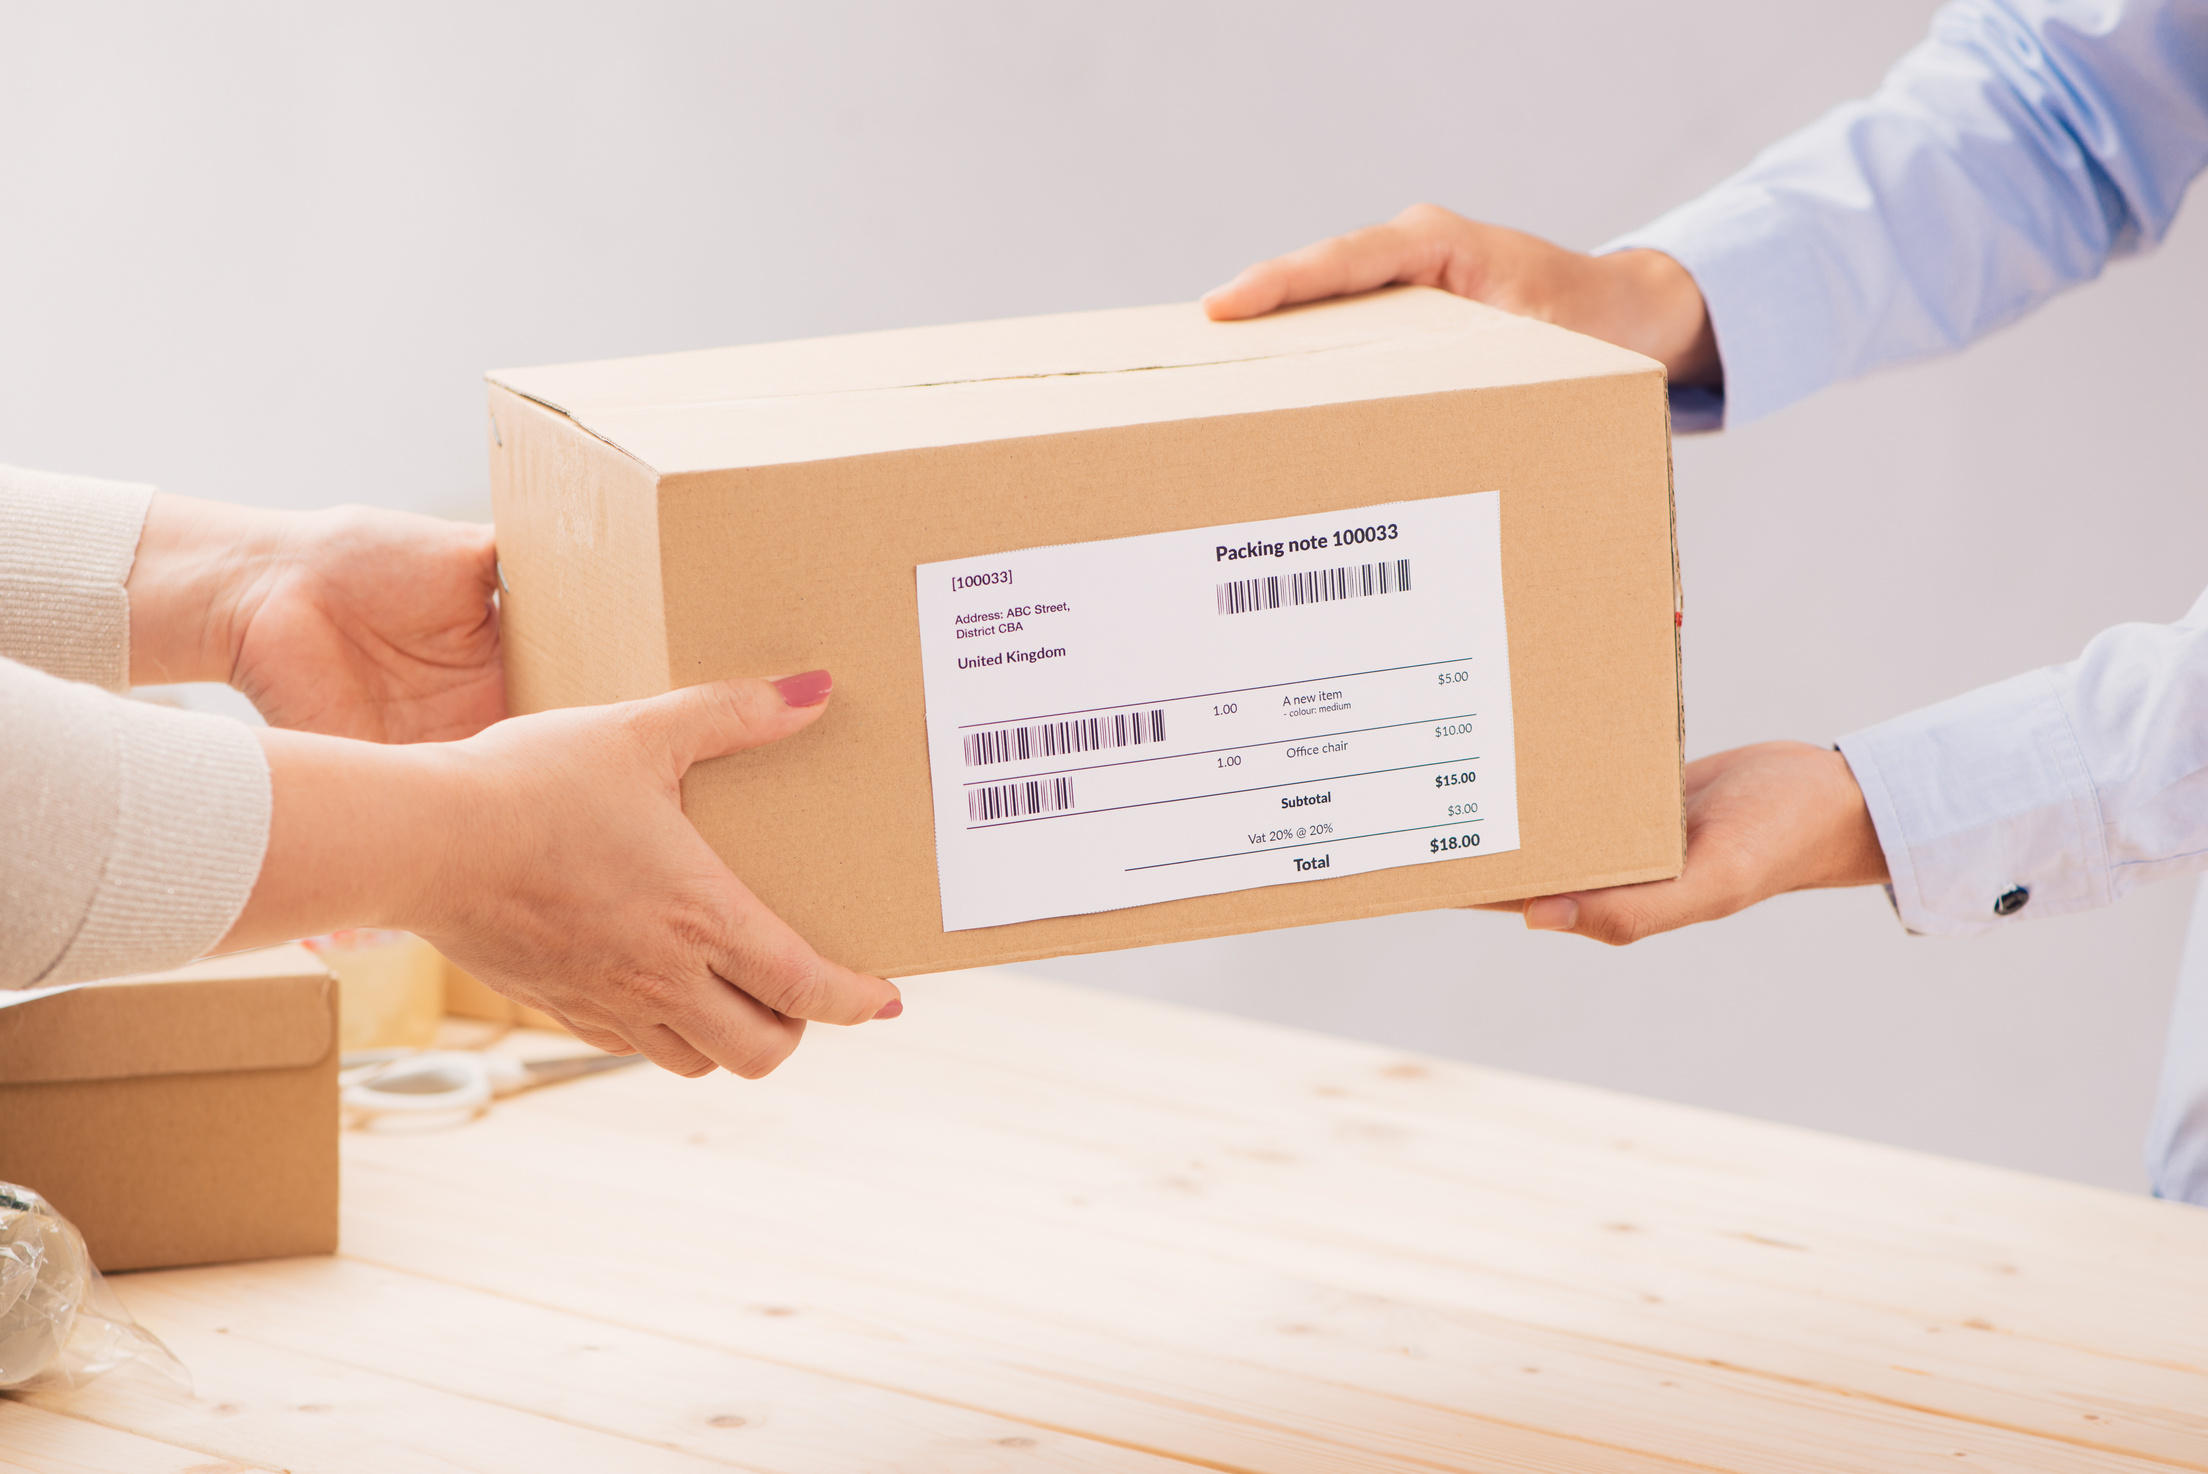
[{"left": 914, "top": 491, "right": 1520, "bottom": 931}]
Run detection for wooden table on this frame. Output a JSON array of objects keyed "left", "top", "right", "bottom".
[{"left": 8, "top": 970, "right": 2207, "bottom": 1472}]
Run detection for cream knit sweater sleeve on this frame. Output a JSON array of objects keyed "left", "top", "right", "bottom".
[{"left": 1, "top": 465, "right": 271, "bottom": 988}]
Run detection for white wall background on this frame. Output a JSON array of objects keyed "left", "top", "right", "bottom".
[{"left": 6, "top": 2, "right": 2203, "bottom": 1192}]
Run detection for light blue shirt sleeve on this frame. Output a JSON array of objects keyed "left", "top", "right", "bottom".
[
  {"left": 1597, "top": 0, "right": 2208, "bottom": 947},
  {"left": 1838, "top": 589, "right": 2208, "bottom": 934},
  {"left": 1608, "top": 0, "right": 2208, "bottom": 428}
]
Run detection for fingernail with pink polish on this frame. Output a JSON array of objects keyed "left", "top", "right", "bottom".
[
  {"left": 771, "top": 670, "right": 833, "bottom": 707},
  {"left": 873, "top": 998, "right": 903, "bottom": 1020}
]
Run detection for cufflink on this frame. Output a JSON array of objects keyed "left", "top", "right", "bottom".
[{"left": 1993, "top": 885, "right": 2029, "bottom": 917}]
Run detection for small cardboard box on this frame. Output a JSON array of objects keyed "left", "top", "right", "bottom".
[
  {"left": 0, "top": 945, "right": 339, "bottom": 1271},
  {"left": 487, "top": 286, "right": 1682, "bottom": 976}
]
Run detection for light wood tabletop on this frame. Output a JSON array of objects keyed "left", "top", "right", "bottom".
[{"left": 7, "top": 969, "right": 2207, "bottom": 1472}]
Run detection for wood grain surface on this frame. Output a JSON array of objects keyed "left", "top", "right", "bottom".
[{"left": 7, "top": 970, "right": 2205, "bottom": 1472}]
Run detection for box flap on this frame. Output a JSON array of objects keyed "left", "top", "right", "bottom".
[
  {"left": 487, "top": 286, "right": 1657, "bottom": 475},
  {"left": 0, "top": 944, "right": 335, "bottom": 1085}
]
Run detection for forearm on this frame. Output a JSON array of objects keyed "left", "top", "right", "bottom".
[{"left": 216, "top": 727, "right": 459, "bottom": 950}]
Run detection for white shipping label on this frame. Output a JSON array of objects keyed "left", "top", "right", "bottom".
[{"left": 914, "top": 491, "right": 1519, "bottom": 931}]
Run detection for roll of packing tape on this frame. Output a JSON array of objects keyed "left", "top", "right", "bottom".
[{"left": 0, "top": 1184, "right": 91, "bottom": 1390}]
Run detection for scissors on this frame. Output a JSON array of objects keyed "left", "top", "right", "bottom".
[{"left": 339, "top": 1049, "right": 643, "bottom": 1122}]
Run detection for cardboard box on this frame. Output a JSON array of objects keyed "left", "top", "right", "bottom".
[
  {"left": 0, "top": 945, "right": 339, "bottom": 1271},
  {"left": 487, "top": 286, "right": 1682, "bottom": 977}
]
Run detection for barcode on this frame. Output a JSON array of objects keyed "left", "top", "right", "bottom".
[
  {"left": 1216, "top": 558, "right": 1412, "bottom": 615},
  {"left": 962, "top": 708, "right": 1167, "bottom": 767},
  {"left": 967, "top": 776, "right": 1076, "bottom": 822}
]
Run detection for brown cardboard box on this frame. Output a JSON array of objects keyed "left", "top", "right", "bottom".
[
  {"left": 0, "top": 945, "right": 339, "bottom": 1271},
  {"left": 488, "top": 286, "right": 1682, "bottom": 977}
]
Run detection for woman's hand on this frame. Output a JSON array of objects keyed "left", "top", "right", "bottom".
[
  {"left": 220, "top": 670, "right": 901, "bottom": 1079},
  {"left": 1481, "top": 741, "right": 1890, "bottom": 945},
  {"left": 1203, "top": 202, "right": 1720, "bottom": 385},
  {"left": 129, "top": 493, "right": 502, "bottom": 742}
]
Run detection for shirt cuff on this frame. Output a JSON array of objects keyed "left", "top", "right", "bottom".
[
  {"left": 1837, "top": 667, "right": 2107, "bottom": 937},
  {"left": 0, "top": 464, "right": 155, "bottom": 692},
  {"left": 1667, "top": 384, "right": 1726, "bottom": 435},
  {"left": 1, "top": 658, "right": 271, "bottom": 988}
]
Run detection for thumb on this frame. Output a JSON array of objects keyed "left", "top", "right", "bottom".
[
  {"left": 1203, "top": 217, "right": 1430, "bottom": 322},
  {"left": 708, "top": 876, "right": 904, "bottom": 1029},
  {"left": 641, "top": 671, "right": 834, "bottom": 771},
  {"left": 1520, "top": 890, "right": 1655, "bottom": 946},
  {"left": 1202, "top": 261, "right": 1288, "bottom": 321},
  {"left": 1519, "top": 871, "right": 1729, "bottom": 948}
]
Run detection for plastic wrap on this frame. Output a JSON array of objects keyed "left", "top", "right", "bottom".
[{"left": 0, "top": 1182, "right": 187, "bottom": 1392}]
